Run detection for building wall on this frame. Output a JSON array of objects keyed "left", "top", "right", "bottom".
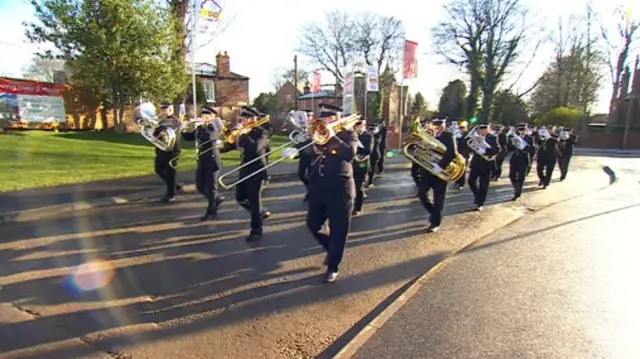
[
  {"left": 275, "top": 82, "right": 299, "bottom": 111},
  {"left": 197, "top": 76, "right": 249, "bottom": 107}
]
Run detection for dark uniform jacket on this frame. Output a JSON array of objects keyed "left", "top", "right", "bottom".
[
  {"left": 378, "top": 126, "right": 388, "bottom": 153},
  {"left": 536, "top": 135, "right": 558, "bottom": 160},
  {"left": 353, "top": 131, "right": 373, "bottom": 171},
  {"left": 507, "top": 134, "right": 535, "bottom": 165},
  {"left": 153, "top": 117, "right": 181, "bottom": 162},
  {"left": 221, "top": 127, "right": 268, "bottom": 180},
  {"left": 498, "top": 132, "right": 508, "bottom": 154},
  {"left": 558, "top": 134, "right": 577, "bottom": 157},
  {"left": 457, "top": 131, "right": 471, "bottom": 158},
  {"left": 470, "top": 134, "right": 501, "bottom": 171},
  {"left": 436, "top": 131, "right": 457, "bottom": 169},
  {"left": 371, "top": 131, "right": 382, "bottom": 159},
  {"left": 308, "top": 130, "right": 359, "bottom": 198},
  {"left": 182, "top": 124, "right": 222, "bottom": 172}
]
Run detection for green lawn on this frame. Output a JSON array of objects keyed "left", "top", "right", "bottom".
[{"left": 0, "top": 131, "right": 294, "bottom": 192}]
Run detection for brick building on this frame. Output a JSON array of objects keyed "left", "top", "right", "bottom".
[{"left": 274, "top": 81, "right": 301, "bottom": 112}]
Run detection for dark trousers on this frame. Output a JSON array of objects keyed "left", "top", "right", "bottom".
[
  {"left": 298, "top": 159, "right": 310, "bottom": 191},
  {"left": 527, "top": 152, "right": 535, "bottom": 175},
  {"left": 155, "top": 158, "right": 177, "bottom": 197},
  {"left": 235, "top": 177, "right": 264, "bottom": 234},
  {"left": 468, "top": 167, "right": 491, "bottom": 206},
  {"left": 354, "top": 169, "right": 367, "bottom": 211},
  {"left": 418, "top": 172, "right": 447, "bottom": 227},
  {"left": 196, "top": 165, "right": 220, "bottom": 209},
  {"left": 367, "top": 156, "right": 379, "bottom": 186},
  {"left": 376, "top": 151, "right": 385, "bottom": 173},
  {"left": 410, "top": 162, "right": 421, "bottom": 187},
  {"left": 557, "top": 153, "right": 572, "bottom": 180},
  {"left": 536, "top": 156, "right": 556, "bottom": 187},
  {"left": 306, "top": 195, "right": 353, "bottom": 272},
  {"left": 509, "top": 157, "right": 528, "bottom": 198},
  {"left": 492, "top": 152, "right": 507, "bottom": 179},
  {"left": 454, "top": 156, "right": 469, "bottom": 188}
]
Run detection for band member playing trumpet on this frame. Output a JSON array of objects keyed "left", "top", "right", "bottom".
[
  {"left": 181, "top": 106, "right": 225, "bottom": 220},
  {"left": 153, "top": 102, "right": 183, "bottom": 203},
  {"left": 491, "top": 124, "right": 508, "bottom": 181},
  {"left": 353, "top": 119, "right": 373, "bottom": 216},
  {"left": 220, "top": 106, "right": 271, "bottom": 241},
  {"left": 418, "top": 118, "right": 458, "bottom": 232},
  {"left": 467, "top": 122, "right": 501, "bottom": 211},
  {"left": 557, "top": 126, "right": 577, "bottom": 181},
  {"left": 535, "top": 126, "right": 558, "bottom": 189},
  {"left": 507, "top": 123, "right": 535, "bottom": 201},
  {"left": 453, "top": 120, "right": 470, "bottom": 190},
  {"left": 306, "top": 104, "right": 358, "bottom": 283}
]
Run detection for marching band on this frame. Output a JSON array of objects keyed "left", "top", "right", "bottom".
[{"left": 135, "top": 100, "right": 578, "bottom": 283}]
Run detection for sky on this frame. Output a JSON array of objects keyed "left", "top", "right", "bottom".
[{"left": 1, "top": 0, "right": 638, "bottom": 114}]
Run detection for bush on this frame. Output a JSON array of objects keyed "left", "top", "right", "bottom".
[{"left": 535, "top": 107, "right": 583, "bottom": 128}]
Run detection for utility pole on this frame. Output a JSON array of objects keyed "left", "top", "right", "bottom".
[
  {"left": 293, "top": 55, "right": 298, "bottom": 110},
  {"left": 622, "top": 92, "right": 638, "bottom": 149}
]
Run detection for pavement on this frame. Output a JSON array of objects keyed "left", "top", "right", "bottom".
[
  {"left": 349, "top": 157, "right": 640, "bottom": 359},
  {"left": 0, "top": 155, "right": 616, "bottom": 359},
  {"left": 0, "top": 157, "right": 409, "bottom": 226}
]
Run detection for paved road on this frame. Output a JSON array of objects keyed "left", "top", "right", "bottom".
[
  {"left": 354, "top": 158, "right": 640, "bottom": 359},
  {"left": 0, "top": 156, "right": 615, "bottom": 359}
]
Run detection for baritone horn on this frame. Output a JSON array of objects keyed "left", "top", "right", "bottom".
[
  {"left": 402, "top": 120, "right": 466, "bottom": 182},
  {"left": 465, "top": 125, "right": 495, "bottom": 161},
  {"left": 506, "top": 127, "right": 528, "bottom": 150},
  {"left": 135, "top": 102, "right": 177, "bottom": 151}
]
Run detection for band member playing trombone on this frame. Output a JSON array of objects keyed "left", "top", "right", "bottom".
[
  {"left": 467, "top": 122, "right": 500, "bottom": 211},
  {"left": 181, "top": 106, "right": 225, "bottom": 220},
  {"left": 557, "top": 126, "right": 577, "bottom": 181},
  {"left": 366, "top": 124, "right": 382, "bottom": 188},
  {"left": 306, "top": 104, "right": 358, "bottom": 283},
  {"left": 220, "top": 106, "right": 271, "bottom": 241},
  {"left": 535, "top": 126, "right": 558, "bottom": 189},
  {"left": 153, "top": 102, "right": 183, "bottom": 203},
  {"left": 507, "top": 123, "right": 535, "bottom": 201},
  {"left": 418, "top": 118, "right": 458, "bottom": 232},
  {"left": 353, "top": 119, "right": 373, "bottom": 215},
  {"left": 491, "top": 124, "right": 508, "bottom": 181}
]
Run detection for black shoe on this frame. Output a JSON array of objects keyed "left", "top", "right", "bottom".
[
  {"left": 543, "top": 185, "right": 548, "bottom": 189},
  {"left": 161, "top": 196, "right": 175, "bottom": 203},
  {"left": 176, "top": 183, "right": 185, "bottom": 193},
  {"left": 475, "top": 206, "right": 484, "bottom": 211},
  {"left": 426, "top": 225, "right": 440, "bottom": 233},
  {"left": 538, "top": 181, "right": 543, "bottom": 187},
  {"left": 245, "top": 232, "right": 262, "bottom": 241},
  {"left": 201, "top": 208, "right": 217, "bottom": 221},
  {"left": 511, "top": 196, "right": 520, "bottom": 201},
  {"left": 215, "top": 196, "right": 225, "bottom": 206},
  {"left": 352, "top": 210, "right": 361, "bottom": 216},
  {"left": 261, "top": 210, "right": 271, "bottom": 220},
  {"left": 324, "top": 271, "right": 339, "bottom": 283}
]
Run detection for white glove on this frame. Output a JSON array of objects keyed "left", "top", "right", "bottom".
[
  {"left": 432, "top": 164, "right": 443, "bottom": 174},
  {"left": 214, "top": 139, "right": 222, "bottom": 148},
  {"left": 282, "top": 147, "right": 298, "bottom": 159},
  {"left": 477, "top": 148, "right": 486, "bottom": 155}
]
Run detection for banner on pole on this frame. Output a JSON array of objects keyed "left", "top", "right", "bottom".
[
  {"left": 366, "top": 66, "right": 379, "bottom": 92},
  {"left": 312, "top": 72, "right": 321, "bottom": 94},
  {"left": 403, "top": 40, "right": 418, "bottom": 79}
]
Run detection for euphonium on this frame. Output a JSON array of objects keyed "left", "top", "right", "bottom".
[
  {"left": 465, "top": 125, "right": 495, "bottom": 161},
  {"left": 402, "top": 120, "right": 466, "bottom": 182},
  {"left": 135, "top": 102, "right": 177, "bottom": 152},
  {"left": 309, "top": 113, "right": 361, "bottom": 145},
  {"left": 287, "top": 110, "right": 310, "bottom": 145},
  {"left": 537, "top": 127, "right": 550, "bottom": 141},
  {"left": 506, "top": 127, "right": 528, "bottom": 150}
]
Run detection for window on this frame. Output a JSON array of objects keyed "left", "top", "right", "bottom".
[
  {"left": 286, "top": 94, "right": 292, "bottom": 101},
  {"left": 204, "top": 79, "right": 215, "bottom": 102}
]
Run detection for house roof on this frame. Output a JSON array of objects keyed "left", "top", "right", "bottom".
[
  {"left": 189, "top": 62, "right": 249, "bottom": 80},
  {"left": 276, "top": 81, "right": 302, "bottom": 96},
  {"left": 298, "top": 90, "right": 338, "bottom": 100}
]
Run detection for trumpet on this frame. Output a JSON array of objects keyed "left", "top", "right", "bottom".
[
  {"left": 402, "top": 119, "right": 466, "bottom": 182},
  {"left": 135, "top": 102, "right": 177, "bottom": 152},
  {"left": 465, "top": 125, "right": 495, "bottom": 161},
  {"left": 168, "top": 118, "right": 225, "bottom": 168}
]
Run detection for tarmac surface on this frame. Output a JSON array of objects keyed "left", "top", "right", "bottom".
[
  {"left": 354, "top": 157, "right": 640, "bottom": 359},
  {"left": 0, "top": 155, "right": 622, "bottom": 359}
]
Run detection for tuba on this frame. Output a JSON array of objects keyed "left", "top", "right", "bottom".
[
  {"left": 402, "top": 120, "right": 466, "bottom": 182},
  {"left": 465, "top": 125, "right": 495, "bottom": 161},
  {"left": 506, "top": 127, "right": 528, "bottom": 151},
  {"left": 308, "top": 113, "right": 362, "bottom": 146},
  {"left": 135, "top": 102, "right": 177, "bottom": 152}
]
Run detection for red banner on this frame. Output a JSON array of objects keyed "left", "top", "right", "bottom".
[
  {"left": 0, "top": 77, "right": 64, "bottom": 97},
  {"left": 312, "top": 72, "right": 321, "bottom": 94},
  {"left": 403, "top": 40, "right": 418, "bottom": 79}
]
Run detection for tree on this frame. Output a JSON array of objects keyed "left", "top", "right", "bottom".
[
  {"left": 535, "top": 106, "right": 583, "bottom": 127},
  {"left": 491, "top": 90, "right": 529, "bottom": 124},
  {"left": 297, "top": 10, "right": 404, "bottom": 85},
  {"left": 271, "top": 67, "right": 310, "bottom": 91},
  {"left": 22, "top": 57, "right": 65, "bottom": 82},
  {"left": 411, "top": 92, "right": 426, "bottom": 115},
  {"left": 438, "top": 80, "right": 467, "bottom": 120},
  {"left": 601, "top": 6, "right": 640, "bottom": 118},
  {"left": 431, "top": 0, "right": 542, "bottom": 122},
  {"left": 252, "top": 92, "right": 279, "bottom": 115},
  {"left": 25, "top": 0, "right": 187, "bottom": 126}
]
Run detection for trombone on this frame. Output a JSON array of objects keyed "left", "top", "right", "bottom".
[{"left": 217, "top": 113, "right": 361, "bottom": 190}]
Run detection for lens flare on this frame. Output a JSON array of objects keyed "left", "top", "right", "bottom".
[{"left": 70, "top": 259, "right": 116, "bottom": 292}]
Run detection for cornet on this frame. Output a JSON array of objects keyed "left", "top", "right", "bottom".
[{"left": 135, "top": 102, "right": 177, "bottom": 152}]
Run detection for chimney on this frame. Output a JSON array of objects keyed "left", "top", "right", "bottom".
[
  {"left": 216, "top": 51, "right": 230, "bottom": 77},
  {"left": 303, "top": 81, "right": 311, "bottom": 94}
]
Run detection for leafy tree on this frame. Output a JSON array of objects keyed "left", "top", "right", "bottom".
[
  {"left": 253, "top": 92, "right": 279, "bottom": 115},
  {"left": 535, "top": 106, "right": 583, "bottom": 127},
  {"left": 25, "top": 0, "right": 187, "bottom": 125},
  {"left": 438, "top": 80, "right": 466, "bottom": 120},
  {"left": 186, "top": 80, "right": 207, "bottom": 106},
  {"left": 272, "top": 67, "right": 311, "bottom": 91},
  {"left": 491, "top": 90, "right": 529, "bottom": 125}
]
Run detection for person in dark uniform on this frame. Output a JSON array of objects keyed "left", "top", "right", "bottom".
[
  {"left": 454, "top": 120, "right": 470, "bottom": 190},
  {"left": 507, "top": 123, "right": 535, "bottom": 201},
  {"left": 467, "top": 122, "right": 501, "bottom": 211},
  {"left": 181, "top": 106, "right": 225, "bottom": 220},
  {"left": 258, "top": 109, "right": 275, "bottom": 186},
  {"left": 557, "top": 126, "right": 577, "bottom": 181},
  {"left": 417, "top": 118, "right": 458, "bottom": 232},
  {"left": 352, "top": 119, "right": 373, "bottom": 215},
  {"left": 491, "top": 124, "right": 508, "bottom": 181},
  {"left": 535, "top": 126, "right": 558, "bottom": 189},
  {"left": 153, "top": 102, "right": 183, "bottom": 203},
  {"left": 292, "top": 110, "right": 314, "bottom": 201},
  {"left": 526, "top": 124, "right": 537, "bottom": 176},
  {"left": 220, "top": 106, "right": 271, "bottom": 241},
  {"left": 366, "top": 124, "right": 382, "bottom": 188},
  {"left": 305, "top": 103, "right": 358, "bottom": 283},
  {"left": 376, "top": 123, "right": 388, "bottom": 174},
  {"left": 409, "top": 118, "right": 429, "bottom": 196}
]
